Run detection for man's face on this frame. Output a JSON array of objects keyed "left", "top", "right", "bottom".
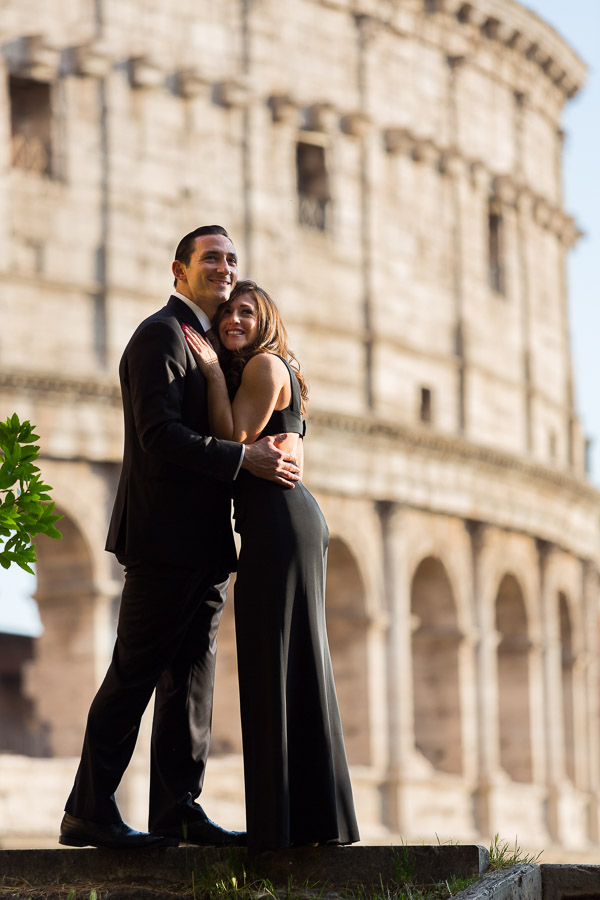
[{"left": 172, "top": 234, "right": 238, "bottom": 317}]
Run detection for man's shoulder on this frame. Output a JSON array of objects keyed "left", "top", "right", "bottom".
[
  {"left": 121, "top": 299, "right": 184, "bottom": 361},
  {"left": 132, "top": 297, "right": 183, "bottom": 335},
  {"left": 141, "top": 296, "right": 182, "bottom": 326}
]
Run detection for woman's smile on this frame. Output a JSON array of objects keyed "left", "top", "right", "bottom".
[{"left": 218, "top": 293, "right": 259, "bottom": 349}]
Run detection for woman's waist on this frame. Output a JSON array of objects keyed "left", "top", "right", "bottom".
[{"left": 233, "top": 472, "right": 310, "bottom": 514}]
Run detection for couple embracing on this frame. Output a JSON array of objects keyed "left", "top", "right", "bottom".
[{"left": 60, "top": 225, "right": 359, "bottom": 854}]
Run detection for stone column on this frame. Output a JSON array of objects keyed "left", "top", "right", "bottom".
[
  {"left": 457, "top": 624, "right": 479, "bottom": 786},
  {"left": 468, "top": 521, "right": 500, "bottom": 835},
  {"left": 528, "top": 635, "right": 547, "bottom": 787},
  {"left": 377, "top": 500, "right": 412, "bottom": 834},
  {"left": 515, "top": 183, "right": 534, "bottom": 455},
  {"left": 355, "top": 13, "right": 378, "bottom": 411},
  {"left": 581, "top": 561, "right": 600, "bottom": 841},
  {"left": 537, "top": 541, "right": 562, "bottom": 840},
  {"left": 446, "top": 55, "right": 467, "bottom": 433}
]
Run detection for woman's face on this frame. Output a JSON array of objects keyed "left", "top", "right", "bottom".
[{"left": 218, "top": 293, "right": 259, "bottom": 350}]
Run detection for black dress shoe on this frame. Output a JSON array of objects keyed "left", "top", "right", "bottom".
[
  {"left": 59, "top": 813, "right": 177, "bottom": 849},
  {"left": 158, "top": 816, "right": 246, "bottom": 847}
]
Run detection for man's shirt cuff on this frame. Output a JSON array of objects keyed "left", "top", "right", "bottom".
[{"left": 233, "top": 444, "right": 245, "bottom": 479}]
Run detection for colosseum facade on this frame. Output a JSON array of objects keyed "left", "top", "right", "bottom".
[{"left": 0, "top": 0, "right": 598, "bottom": 858}]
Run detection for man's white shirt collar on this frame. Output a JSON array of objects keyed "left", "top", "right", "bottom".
[{"left": 173, "top": 291, "right": 212, "bottom": 333}]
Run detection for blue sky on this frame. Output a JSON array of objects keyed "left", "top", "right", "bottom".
[{"left": 0, "top": 1, "right": 598, "bottom": 636}]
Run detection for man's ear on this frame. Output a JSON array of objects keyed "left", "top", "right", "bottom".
[{"left": 172, "top": 260, "right": 186, "bottom": 283}]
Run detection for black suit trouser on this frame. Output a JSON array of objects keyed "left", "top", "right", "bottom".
[{"left": 65, "top": 561, "right": 228, "bottom": 829}]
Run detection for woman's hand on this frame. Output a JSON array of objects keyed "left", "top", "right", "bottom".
[
  {"left": 182, "top": 324, "right": 222, "bottom": 378},
  {"left": 182, "top": 322, "right": 233, "bottom": 438}
]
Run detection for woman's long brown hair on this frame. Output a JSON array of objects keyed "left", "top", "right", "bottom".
[{"left": 213, "top": 280, "right": 308, "bottom": 413}]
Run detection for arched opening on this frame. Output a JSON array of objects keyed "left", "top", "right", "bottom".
[
  {"left": 325, "top": 537, "right": 370, "bottom": 766},
  {"left": 496, "top": 574, "right": 532, "bottom": 782},
  {"left": 0, "top": 564, "right": 46, "bottom": 755},
  {"left": 411, "top": 556, "right": 463, "bottom": 774},
  {"left": 559, "top": 592, "right": 576, "bottom": 783},
  {"left": 25, "top": 510, "right": 98, "bottom": 757}
]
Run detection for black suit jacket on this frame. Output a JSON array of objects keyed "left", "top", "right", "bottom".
[{"left": 106, "top": 296, "right": 241, "bottom": 569}]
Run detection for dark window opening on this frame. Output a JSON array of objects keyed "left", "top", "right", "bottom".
[
  {"left": 10, "top": 76, "right": 52, "bottom": 175},
  {"left": 420, "top": 387, "right": 432, "bottom": 424},
  {"left": 296, "top": 142, "right": 330, "bottom": 231},
  {"left": 488, "top": 201, "right": 505, "bottom": 294}
]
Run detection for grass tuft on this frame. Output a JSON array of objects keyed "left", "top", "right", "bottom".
[{"left": 488, "top": 834, "right": 543, "bottom": 870}]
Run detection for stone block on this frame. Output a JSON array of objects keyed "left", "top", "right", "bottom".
[
  {"left": 541, "top": 865, "right": 600, "bottom": 900},
  {"left": 0, "top": 845, "right": 489, "bottom": 890},
  {"left": 456, "top": 864, "right": 541, "bottom": 900}
]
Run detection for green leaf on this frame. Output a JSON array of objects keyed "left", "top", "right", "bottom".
[
  {"left": 18, "top": 495, "right": 42, "bottom": 508},
  {"left": 0, "top": 415, "right": 62, "bottom": 570},
  {"left": 1, "top": 446, "right": 15, "bottom": 467},
  {"left": 3, "top": 534, "right": 27, "bottom": 553},
  {"left": 18, "top": 421, "right": 38, "bottom": 443},
  {"left": 0, "top": 509, "right": 19, "bottom": 526},
  {"left": 20, "top": 445, "right": 40, "bottom": 462}
]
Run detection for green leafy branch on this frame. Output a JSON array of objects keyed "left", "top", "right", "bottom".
[{"left": 0, "top": 413, "right": 63, "bottom": 574}]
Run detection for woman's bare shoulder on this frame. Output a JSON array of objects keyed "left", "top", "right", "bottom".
[{"left": 242, "top": 352, "right": 288, "bottom": 382}]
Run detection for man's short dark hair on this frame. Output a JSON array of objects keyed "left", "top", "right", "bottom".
[{"left": 173, "top": 225, "right": 231, "bottom": 286}]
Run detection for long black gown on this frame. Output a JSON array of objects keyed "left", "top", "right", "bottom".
[{"left": 233, "top": 356, "right": 360, "bottom": 853}]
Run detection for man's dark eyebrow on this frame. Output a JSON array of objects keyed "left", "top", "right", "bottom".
[{"left": 199, "top": 249, "right": 237, "bottom": 260}]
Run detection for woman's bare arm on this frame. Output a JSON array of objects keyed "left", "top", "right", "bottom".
[
  {"left": 184, "top": 328, "right": 291, "bottom": 443},
  {"left": 184, "top": 326, "right": 301, "bottom": 485},
  {"left": 183, "top": 326, "right": 234, "bottom": 439},
  {"left": 231, "top": 354, "right": 290, "bottom": 442}
]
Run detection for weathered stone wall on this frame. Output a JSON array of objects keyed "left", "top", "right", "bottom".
[{"left": 0, "top": 0, "right": 598, "bottom": 856}]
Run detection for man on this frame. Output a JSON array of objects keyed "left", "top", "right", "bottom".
[{"left": 60, "top": 225, "right": 299, "bottom": 849}]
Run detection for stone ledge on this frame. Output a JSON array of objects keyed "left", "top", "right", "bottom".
[
  {"left": 0, "top": 844, "right": 489, "bottom": 890},
  {"left": 541, "top": 864, "right": 600, "bottom": 900},
  {"left": 308, "top": 409, "right": 598, "bottom": 505},
  {"left": 0, "top": 370, "right": 121, "bottom": 404},
  {"left": 452, "top": 863, "right": 541, "bottom": 900}
]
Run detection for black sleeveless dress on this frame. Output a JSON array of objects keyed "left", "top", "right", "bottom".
[{"left": 233, "top": 356, "right": 360, "bottom": 852}]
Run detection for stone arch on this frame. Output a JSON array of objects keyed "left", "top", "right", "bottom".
[
  {"left": 325, "top": 536, "right": 370, "bottom": 766},
  {"left": 495, "top": 573, "right": 532, "bottom": 782},
  {"left": 24, "top": 507, "right": 98, "bottom": 757},
  {"left": 411, "top": 555, "right": 463, "bottom": 775},
  {"left": 558, "top": 591, "right": 576, "bottom": 783}
]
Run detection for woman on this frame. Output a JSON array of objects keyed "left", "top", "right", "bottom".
[{"left": 184, "top": 280, "right": 359, "bottom": 853}]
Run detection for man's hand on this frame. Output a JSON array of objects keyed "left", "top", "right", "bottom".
[{"left": 241, "top": 435, "right": 300, "bottom": 487}]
